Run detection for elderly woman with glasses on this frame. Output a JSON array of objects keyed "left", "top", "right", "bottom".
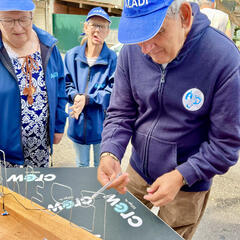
[
  {"left": 64, "top": 7, "right": 117, "bottom": 168},
  {"left": 0, "top": 0, "right": 67, "bottom": 167}
]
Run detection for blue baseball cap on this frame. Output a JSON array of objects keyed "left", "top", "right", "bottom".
[
  {"left": 118, "top": 0, "right": 174, "bottom": 44},
  {"left": 0, "top": 0, "right": 35, "bottom": 11},
  {"left": 86, "top": 7, "right": 111, "bottom": 23}
]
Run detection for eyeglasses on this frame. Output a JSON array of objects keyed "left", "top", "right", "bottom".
[
  {"left": 0, "top": 16, "right": 33, "bottom": 28},
  {"left": 88, "top": 23, "right": 108, "bottom": 32}
]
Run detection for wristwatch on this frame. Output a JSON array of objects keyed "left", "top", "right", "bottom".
[
  {"left": 182, "top": 177, "right": 188, "bottom": 186},
  {"left": 100, "top": 152, "right": 119, "bottom": 162}
]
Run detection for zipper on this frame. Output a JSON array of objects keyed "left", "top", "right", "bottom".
[
  {"left": 142, "top": 67, "right": 166, "bottom": 178},
  {"left": 43, "top": 43, "right": 56, "bottom": 155},
  {"left": 83, "top": 67, "right": 91, "bottom": 143}
]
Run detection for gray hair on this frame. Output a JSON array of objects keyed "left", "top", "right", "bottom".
[
  {"left": 198, "top": 0, "right": 213, "bottom": 7},
  {"left": 166, "top": 0, "right": 187, "bottom": 18}
]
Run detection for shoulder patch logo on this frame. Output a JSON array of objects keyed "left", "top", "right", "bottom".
[
  {"left": 182, "top": 88, "right": 204, "bottom": 111},
  {"left": 51, "top": 72, "right": 58, "bottom": 79}
]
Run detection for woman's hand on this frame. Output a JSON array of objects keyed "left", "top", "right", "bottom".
[
  {"left": 53, "top": 133, "right": 64, "bottom": 144},
  {"left": 70, "top": 94, "right": 86, "bottom": 119}
]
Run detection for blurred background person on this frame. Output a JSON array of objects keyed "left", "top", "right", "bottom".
[
  {"left": 0, "top": 0, "right": 67, "bottom": 167},
  {"left": 64, "top": 7, "right": 117, "bottom": 167},
  {"left": 199, "top": 0, "right": 232, "bottom": 38}
]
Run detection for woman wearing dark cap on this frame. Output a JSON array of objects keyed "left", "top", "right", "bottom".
[
  {"left": 64, "top": 7, "right": 117, "bottom": 167},
  {"left": 0, "top": 0, "right": 67, "bottom": 167}
]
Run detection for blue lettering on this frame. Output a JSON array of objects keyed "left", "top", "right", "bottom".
[
  {"left": 51, "top": 72, "right": 58, "bottom": 78},
  {"left": 62, "top": 200, "right": 74, "bottom": 209},
  {"left": 24, "top": 174, "right": 37, "bottom": 182},
  {"left": 114, "top": 202, "right": 128, "bottom": 213}
]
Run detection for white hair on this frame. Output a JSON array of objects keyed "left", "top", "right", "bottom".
[
  {"left": 198, "top": 0, "right": 213, "bottom": 7},
  {"left": 166, "top": 0, "right": 187, "bottom": 18}
]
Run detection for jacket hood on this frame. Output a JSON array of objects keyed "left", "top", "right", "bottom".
[
  {"left": 33, "top": 25, "right": 58, "bottom": 47},
  {"left": 0, "top": 24, "right": 57, "bottom": 48},
  {"left": 169, "top": 3, "right": 210, "bottom": 67}
]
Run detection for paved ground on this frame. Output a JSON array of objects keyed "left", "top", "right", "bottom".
[{"left": 52, "top": 121, "right": 240, "bottom": 240}]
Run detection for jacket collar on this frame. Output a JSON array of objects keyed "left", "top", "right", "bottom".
[
  {"left": 33, "top": 24, "right": 57, "bottom": 47},
  {"left": 75, "top": 41, "right": 109, "bottom": 65},
  {"left": 168, "top": 3, "right": 210, "bottom": 68}
]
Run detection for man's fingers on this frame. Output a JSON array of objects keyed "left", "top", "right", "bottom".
[
  {"left": 97, "top": 160, "right": 116, "bottom": 186},
  {"left": 70, "top": 111, "right": 75, "bottom": 118},
  {"left": 97, "top": 167, "right": 112, "bottom": 186},
  {"left": 116, "top": 186, "right": 128, "bottom": 195},
  {"left": 144, "top": 191, "right": 163, "bottom": 202},
  {"left": 149, "top": 198, "right": 168, "bottom": 207},
  {"left": 70, "top": 111, "right": 79, "bottom": 119},
  {"left": 97, "top": 156, "right": 127, "bottom": 195},
  {"left": 109, "top": 173, "right": 129, "bottom": 188},
  {"left": 146, "top": 193, "right": 173, "bottom": 207},
  {"left": 108, "top": 173, "right": 129, "bottom": 195},
  {"left": 144, "top": 187, "right": 176, "bottom": 207}
]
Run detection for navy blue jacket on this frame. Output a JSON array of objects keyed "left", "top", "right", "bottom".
[
  {"left": 101, "top": 4, "right": 240, "bottom": 191},
  {"left": 64, "top": 42, "right": 117, "bottom": 144},
  {"left": 0, "top": 25, "right": 67, "bottom": 165}
]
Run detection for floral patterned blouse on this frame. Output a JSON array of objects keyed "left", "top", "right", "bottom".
[{"left": 3, "top": 42, "right": 49, "bottom": 167}]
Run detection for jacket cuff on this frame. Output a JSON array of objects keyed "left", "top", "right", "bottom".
[
  {"left": 85, "top": 94, "right": 90, "bottom": 105},
  {"left": 73, "top": 93, "right": 82, "bottom": 102},
  {"left": 176, "top": 161, "right": 200, "bottom": 187},
  {"left": 55, "top": 109, "right": 68, "bottom": 133},
  {"left": 100, "top": 142, "right": 125, "bottom": 163},
  {"left": 70, "top": 91, "right": 79, "bottom": 103}
]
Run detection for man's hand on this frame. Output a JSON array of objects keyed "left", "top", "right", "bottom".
[
  {"left": 143, "top": 169, "right": 184, "bottom": 207},
  {"left": 53, "top": 133, "right": 63, "bottom": 144},
  {"left": 70, "top": 94, "right": 86, "bottom": 119},
  {"left": 97, "top": 155, "right": 129, "bottom": 194}
]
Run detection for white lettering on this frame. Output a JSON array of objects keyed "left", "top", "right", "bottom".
[
  {"left": 48, "top": 202, "right": 63, "bottom": 212},
  {"left": 120, "top": 211, "right": 135, "bottom": 219},
  {"left": 132, "top": 0, "right": 138, "bottom": 7},
  {"left": 128, "top": 216, "right": 143, "bottom": 227},
  {"left": 43, "top": 174, "right": 56, "bottom": 182},
  {"left": 126, "top": 0, "right": 149, "bottom": 8},
  {"left": 7, "top": 174, "right": 56, "bottom": 182},
  {"left": 138, "top": 0, "right": 145, "bottom": 6},
  {"left": 75, "top": 198, "right": 82, "bottom": 207},
  {"left": 7, "top": 174, "right": 23, "bottom": 182},
  {"left": 35, "top": 174, "right": 43, "bottom": 181},
  {"left": 105, "top": 194, "right": 121, "bottom": 206}
]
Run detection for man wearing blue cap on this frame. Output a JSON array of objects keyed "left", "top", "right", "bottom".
[{"left": 97, "top": 0, "right": 240, "bottom": 239}]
